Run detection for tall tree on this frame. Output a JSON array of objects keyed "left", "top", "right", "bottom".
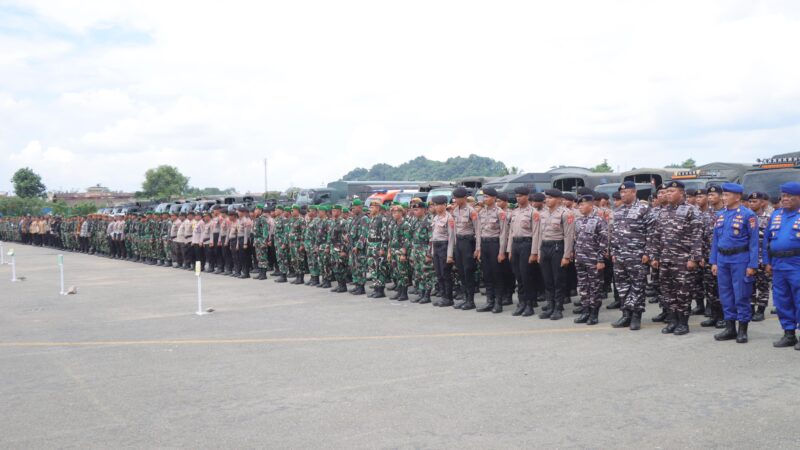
[
  {"left": 141, "top": 165, "right": 189, "bottom": 199},
  {"left": 11, "top": 167, "right": 47, "bottom": 198},
  {"left": 590, "top": 159, "right": 613, "bottom": 173}
]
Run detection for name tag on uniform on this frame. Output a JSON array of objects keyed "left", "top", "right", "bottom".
[
  {"left": 676, "top": 205, "right": 689, "bottom": 217},
  {"left": 587, "top": 218, "right": 598, "bottom": 228}
]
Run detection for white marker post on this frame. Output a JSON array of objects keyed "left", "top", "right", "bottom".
[
  {"left": 9, "top": 249, "right": 17, "bottom": 282},
  {"left": 195, "top": 261, "right": 206, "bottom": 315},
  {"left": 58, "top": 254, "right": 66, "bottom": 295},
  {"left": 0, "top": 241, "right": 5, "bottom": 265}
]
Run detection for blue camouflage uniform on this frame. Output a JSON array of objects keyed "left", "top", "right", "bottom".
[
  {"left": 763, "top": 183, "right": 800, "bottom": 333},
  {"left": 710, "top": 183, "right": 759, "bottom": 323}
]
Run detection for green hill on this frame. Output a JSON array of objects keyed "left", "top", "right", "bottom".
[{"left": 341, "top": 155, "right": 509, "bottom": 181}]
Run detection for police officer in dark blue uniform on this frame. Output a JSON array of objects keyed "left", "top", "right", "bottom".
[
  {"left": 710, "top": 183, "right": 759, "bottom": 343},
  {"left": 765, "top": 182, "right": 800, "bottom": 350}
]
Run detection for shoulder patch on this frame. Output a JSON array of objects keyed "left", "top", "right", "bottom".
[
  {"left": 749, "top": 216, "right": 756, "bottom": 229},
  {"left": 533, "top": 212, "right": 540, "bottom": 222},
  {"left": 448, "top": 218, "right": 455, "bottom": 228},
  {"left": 470, "top": 211, "right": 478, "bottom": 221},
  {"left": 499, "top": 211, "right": 506, "bottom": 221},
  {"left": 566, "top": 213, "right": 574, "bottom": 225}
]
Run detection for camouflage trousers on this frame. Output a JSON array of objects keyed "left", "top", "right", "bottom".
[
  {"left": 576, "top": 261, "right": 604, "bottom": 308},
  {"left": 366, "top": 243, "right": 388, "bottom": 287},
  {"left": 702, "top": 261, "right": 720, "bottom": 306},
  {"left": 255, "top": 240, "right": 270, "bottom": 269},
  {"left": 277, "top": 243, "right": 290, "bottom": 274},
  {"left": 305, "top": 240, "right": 320, "bottom": 276},
  {"left": 318, "top": 244, "right": 331, "bottom": 281},
  {"left": 411, "top": 246, "right": 435, "bottom": 291},
  {"left": 660, "top": 261, "right": 695, "bottom": 316},
  {"left": 614, "top": 257, "right": 649, "bottom": 312},
  {"left": 750, "top": 264, "right": 771, "bottom": 307},
  {"left": 391, "top": 251, "right": 411, "bottom": 288},
  {"left": 330, "top": 245, "right": 347, "bottom": 281},
  {"left": 349, "top": 248, "right": 367, "bottom": 284},
  {"left": 290, "top": 241, "right": 308, "bottom": 274}
]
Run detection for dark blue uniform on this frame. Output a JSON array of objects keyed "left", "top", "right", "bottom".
[
  {"left": 763, "top": 206, "right": 800, "bottom": 331},
  {"left": 710, "top": 206, "right": 759, "bottom": 323}
]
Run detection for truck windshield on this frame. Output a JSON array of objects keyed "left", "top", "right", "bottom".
[{"left": 742, "top": 170, "right": 800, "bottom": 200}]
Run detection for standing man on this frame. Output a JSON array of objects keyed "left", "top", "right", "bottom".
[
  {"left": 710, "top": 183, "right": 759, "bottom": 343},
  {"left": 450, "top": 187, "right": 481, "bottom": 310},
  {"left": 610, "top": 181, "right": 652, "bottom": 331},
  {"left": 477, "top": 188, "right": 507, "bottom": 313},
  {"left": 237, "top": 207, "right": 252, "bottom": 279},
  {"left": 701, "top": 185, "right": 725, "bottom": 327},
  {"left": 537, "top": 189, "right": 575, "bottom": 321},
  {"left": 573, "top": 195, "right": 609, "bottom": 325},
  {"left": 288, "top": 205, "right": 307, "bottom": 284},
  {"left": 650, "top": 181, "right": 703, "bottom": 336},
  {"left": 747, "top": 192, "right": 771, "bottom": 321},
  {"left": 764, "top": 182, "right": 800, "bottom": 350},
  {"left": 253, "top": 204, "right": 270, "bottom": 280},
  {"left": 505, "top": 186, "right": 539, "bottom": 317},
  {"left": 410, "top": 202, "right": 435, "bottom": 304},
  {"left": 388, "top": 204, "right": 412, "bottom": 301},
  {"left": 366, "top": 202, "right": 389, "bottom": 298},
  {"left": 430, "top": 195, "right": 456, "bottom": 307}
]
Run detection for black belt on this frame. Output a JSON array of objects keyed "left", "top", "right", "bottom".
[
  {"left": 368, "top": 238, "right": 382, "bottom": 243},
  {"left": 719, "top": 245, "right": 748, "bottom": 256},
  {"left": 456, "top": 235, "right": 475, "bottom": 241},
  {"left": 769, "top": 248, "right": 800, "bottom": 258},
  {"left": 542, "top": 240, "right": 563, "bottom": 245},
  {"left": 513, "top": 237, "right": 532, "bottom": 243},
  {"left": 433, "top": 241, "right": 449, "bottom": 246},
  {"left": 482, "top": 237, "right": 500, "bottom": 242}
]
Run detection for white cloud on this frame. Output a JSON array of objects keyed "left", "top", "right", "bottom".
[{"left": 1, "top": 0, "right": 800, "bottom": 194}]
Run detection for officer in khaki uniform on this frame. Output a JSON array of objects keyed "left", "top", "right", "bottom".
[{"left": 537, "top": 189, "right": 576, "bottom": 321}]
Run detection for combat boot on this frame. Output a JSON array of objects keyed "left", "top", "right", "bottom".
[
  {"left": 661, "top": 312, "right": 678, "bottom": 334},
  {"left": 240, "top": 270, "right": 251, "bottom": 279},
  {"left": 291, "top": 274, "right": 303, "bottom": 284},
  {"left": 736, "top": 322, "right": 749, "bottom": 343},
  {"left": 651, "top": 309, "right": 668, "bottom": 323},
  {"left": 691, "top": 298, "right": 705, "bottom": 316},
  {"left": 587, "top": 306, "right": 599, "bottom": 325},
  {"left": 274, "top": 273, "right": 287, "bottom": 283},
  {"left": 492, "top": 300, "right": 503, "bottom": 314},
  {"left": 714, "top": 320, "right": 737, "bottom": 340},
  {"left": 476, "top": 299, "right": 495, "bottom": 312},
  {"left": 549, "top": 306, "right": 563, "bottom": 321},
  {"left": 606, "top": 299, "right": 621, "bottom": 310},
  {"left": 419, "top": 289, "right": 432, "bottom": 304},
  {"left": 752, "top": 305, "right": 766, "bottom": 322},
  {"left": 390, "top": 287, "right": 403, "bottom": 300},
  {"left": 256, "top": 269, "right": 267, "bottom": 280},
  {"left": 538, "top": 301, "right": 554, "bottom": 319},
  {"left": 372, "top": 286, "right": 386, "bottom": 298},
  {"left": 436, "top": 296, "right": 454, "bottom": 307},
  {"left": 521, "top": 299, "right": 534, "bottom": 317},
  {"left": 351, "top": 284, "right": 366, "bottom": 295},
  {"left": 512, "top": 299, "right": 526, "bottom": 316},
  {"left": 503, "top": 295, "right": 513, "bottom": 306},
  {"left": 611, "top": 310, "right": 632, "bottom": 328},
  {"left": 320, "top": 279, "right": 332, "bottom": 289},
  {"left": 574, "top": 309, "right": 590, "bottom": 323},
  {"left": 311, "top": 275, "right": 320, "bottom": 286},
  {"left": 629, "top": 311, "right": 642, "bottom": 331},
  {"left": 773, "top": 330, "right": 798, "bottom": 348},
  {"left": 673, "top": 313, "right": 690, "bottom": 335},
  {"left": 396, "top": 286, "right": 409, "bottom": 301},
  {"left": 573, "top": 305, "right": 586, "bottom": 314},
  {"left": 701, "top": 303, "right": 721, "bottom": 327}
]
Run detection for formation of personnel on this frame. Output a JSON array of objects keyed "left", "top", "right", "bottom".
[{"left": 2, "top": 181, "right": 799, "bottom": 350}]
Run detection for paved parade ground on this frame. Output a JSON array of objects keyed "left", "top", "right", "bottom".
[{"left": 0, "top": 245, "right": 797, "bottom": 449}]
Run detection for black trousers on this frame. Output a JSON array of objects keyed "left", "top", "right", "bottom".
[
  {"left": 540, "top": 240, "right": 566, "bottom": 310},
  {"left": 433, "top": 241, "right": 453, "bottom": 300},
  {"left": 480, "top": 239, "right": 502, "bottom": 302},
  {"left": 510, "top": 239, "right": 536, "bottom": 304},
  {"left": 238, "top": 238, "right": 250, "bottom": 274},
  {"left": 182, "top": 243, "right": 194, "bottom": 267},
  {"left": 222, "top": 241, "right": 233, "bottom": 272},
  {"left": 454, "top": 237, "right": 477, "bottom": 299},
  {"left": 212, "top": 234, "right": 221, "bottom": 270},
  {"left": 229, "top": 240, "right": 240, "bottom": 273}
]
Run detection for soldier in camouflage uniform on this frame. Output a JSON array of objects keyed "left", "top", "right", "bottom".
[
  {"left": 700, "top": 185, "right": 725, "bottom": 328},
  {"left": 388, "top": 204, "right": 412, "bottom": 301},
  {"left": 747, "top": 191, "right": 771, "bottom": 321},
  {"left": 303, "top": 206, "right": 320, "bottom": 286},
  {"left": 253, "top": 204, "right": 271, "bottom": 280},
  {"left": 288, "top": 205, "right": 307, "bottom": 284},
  {"left": 409, "top": 202, "right": 434, "bottom": 304},
  {"left": 610, "top": 181, "right": 653, "bottom": 331},
  {"left": 315, "top": 206, "right": 332, "bottom": 288},
  {"left": 347, "top": 200, "right": 369, "bottom": 296},
  {"left": 650, "top": 181, "right": 704, "bottom": 336},
  {"left": 327, "top": 205, "right": 349, "bottom": 293},
  {"left": 573, "top": 195, "right": 609, "bottom": 325},
  {"left": 365, "top": 202, "right": 389, "bottom": 298},
  {"left": 273, "top": 206, "right": 290, "bottom": 283}
]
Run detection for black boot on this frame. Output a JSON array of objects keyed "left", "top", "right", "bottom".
[
  {"left": 435, "top": 296, "right": 454, "bottom": 307},
  {"left": 461, "top": 294, "right": 476, "bottom": 310},
  {"left": 522, "top": 299, "right": 534, "bottom": 317},
  {"left": 372, "top": 286, "right": 386, "bottom": 299},
  {"left": 629, "top": 311, "right": 642, "bottom": 331},
  {"left": 502, "top": 295, "right": 513, "bottom": 306},
  {"left": 274, "top": 273, "right": 287, "bottom": 283},
  {"left": 240, "top": 270, "right": 251, "bottom": 279},
  {"left": 691, "top": 298, "right": 705, "bottom": 315},
  {"left": 587, "top": 306, "right": 599, "bottom": 325},
  {"left": 396, "top": 286, "right": 409, "bottom": 301},
  {"left": 651, "top": 309, "right": 668, "bottom": 323},
  {"left": 477, "top": 299, "right": 495, "bottom": 312},
  {"left": 752, "top": 305, "right": 766, "bottom": 322},
  {"left": 390, "top": 287, "right": 403, "bottom": 300},
  {"left": 673, "top": 313, "right": 689, "bottom": 335},
  {"left": 606, "top": 299, "right": 621, "bottom": 309},
  {"left": 573, "top": 305, "right": 586, "bottom": 314},
  {"left": 736, "top": 321, "right": 749, "bottom": 343},
  {"left": 492, "top": 300, "right": 503, "bottom": 313},
  {"left": 550, "top": 305, "right": 563, "bottom": 320},
  {"left": 773, "top": 330, "right": 798, "bottom": 348},
  {"left": 611, "top": 310, "right": 632, "bottom": 328},
  {"left": 661, "top": 312, "right": 677, "bottom": 334},
  {"left": 701, "top": 303, "right": 721, "bottom": 327},
  {"left": 311, "top": 275, "right": 320, "bottom": 286},
  {"left": 292, "top": 274, "right": 304, "bottom": 284},
  {"left": 512, "top": 300, "right": 525, "bottom": 316},
  {"left": 539, "top": 301, "right": 554, "bottom": 319},
  {"left": 714, "top": 320, "right": 737, "bottom": 341},
  {"left": 320, "top": 279, "right": 332, "bottom": 288},
  {"left": 419, "top": 289, "right": 432, "bottom": 304},
  {"left": 574, "top": 309, "right": 590, "bottom": 323},
  {"left": 351, "top": 284, "right": 366, "bottom": 296},
  {"left": 256, "top": 269, "right": 267, "bottom": 280}
]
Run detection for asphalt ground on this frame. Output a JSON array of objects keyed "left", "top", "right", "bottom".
[{"left": 0, "top": 244, "right": 798, "bottom": 449}]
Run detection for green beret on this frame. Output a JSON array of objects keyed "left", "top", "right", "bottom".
[
  {"left": 342, "top": 207, "right": 350, "bottom": 213},
  {"left": 308, "top": 205, "right": 317, "bottom": 210},
  {"left": 401, "top": 202, "right": 409, "bottom": 208},
  {"left": 291, "top": 204, "right": 300, "bottom": 210},
  {"left": 381, "top": 204, "right": 389, "bottom": 211},
  {"left": 392, "top": 201, "right": 400, "bottom": 206},
  {"left": 276, "top": 205, "right": 284, "bottom": 211},
  {"left": 256, "top": 204, "right": 264, "bottom": 209},
  {"left": 351, "top": 199, "right": 363, "bottom": 207},
  {"left": 332, "top": 204, "right": 342, "bottom": 210}
]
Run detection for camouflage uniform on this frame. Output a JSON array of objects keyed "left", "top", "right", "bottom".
[
  {"left": 751, "top": 208, "right": 771, "bottom": 308},
  {"left": 366, "top": 213, "right": 389, "bottom": 287},
  {"left": 348, "top": 213, "right": 369, "bottom": 285},
  {"left": 611, "top": 200, "right": 652, "bottom": 312},
  {"left": 389, "top": 217, "right": 413, "bottom": 288},
  {"left": 411, "top": 213, "right": 435, "bottom": 292},
  {"left": 327, "top": 215, "right": 348, "bottom": 284},
  {"left": 316, "top": 214, "right": 331, "bottom": 283},
  {"left": 574, "top": 210, "right": 609, "bottom": 309},
  {"left": 289, "top": 215, "right": 307, "bottom": 274},
  {"left": 254, "top": 214, "right": 270, "bottom": 269},
  {"left": 304, "top": 214, "right": 320, "bottom": 277}
]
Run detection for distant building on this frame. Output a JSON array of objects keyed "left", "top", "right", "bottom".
[{"left": 49, "top": 188, "right": 136, "bottom": 207}]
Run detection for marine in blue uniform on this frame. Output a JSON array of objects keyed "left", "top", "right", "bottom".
[
  {"left": 764, "top": 182, "right": 800, "bottom": 350},
  {"left": 710, "top": 183, "right": 759, "bottom": 343}
]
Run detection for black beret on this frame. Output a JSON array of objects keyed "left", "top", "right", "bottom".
[
  {"left": 483, "top": 187, "right": 498, "bottom": 197},
  {"left": 596, "top": 193, "right": 610, "bottom": 200},
  {"left": 228, "top": 211, "right": 238, "bottom": 216},
  {"left": 576, "top": 187, "right": 594, "bottom": 196},
  {"left": 563, "top": 192, "right": 576, "bottom": 201},
  {"left": 695, "top": 188, "right": 707, "bottom": 195},
  {"left": 748, "top": 192, "right": 768, "bottom": 201},
  {"left": 612, "top": 192, "right": 621, "bottom": 200},
  {"left": 238, "top": 207, "right": 249, "bottom": 212},
  {"left": 656, "top": 183, "right": 667, "bottom": 192},
  {"left": 686, "top": 189, "right": 698, "bottom": 197},
  {"left": 619, "top": 181, "right": 636, "bottom": 191},
  {"left": 431, "top": 195, "right": 447, "bottom": 205},
  {"left": 452, "top": 187, "right": 468, "bottom": 198},
  {"left": 410, "top": 202, "right": 427, "bottom": 209},
  {"left": 544, "top": 189, "right": 562, "bottom": 198},
  {"left": 531, "top": 193, "right": 545, "bottom": 202},
  {"left": 496, "top": 192, "right": 508, "bottom": 202},
  {"left": 577, "top": 195, "right": 594, "bottom": 204},
  {"left": 707, "top": 185, "right": 721, "bottom": 194},
  {"left": 514, "top": 186, "right": 531, "bottom": 196}
]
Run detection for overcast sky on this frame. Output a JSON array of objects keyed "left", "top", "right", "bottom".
[{"left": 2, "top": 0, "right": 799, "bottom": 194}]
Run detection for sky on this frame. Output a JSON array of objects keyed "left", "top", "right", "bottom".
[{"left": 1, "top": 0, "right": 800, "bottom": 194}]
